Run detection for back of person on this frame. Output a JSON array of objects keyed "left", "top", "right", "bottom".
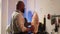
[{"left": 11, "top": 11, "right": 22, "bottom": 34}]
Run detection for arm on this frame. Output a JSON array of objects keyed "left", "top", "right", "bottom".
[{"left": 17, "top": 13, "right": 28, "bottom": 32}]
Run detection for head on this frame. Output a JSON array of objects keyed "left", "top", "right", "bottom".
[{"left": 16, "top": 1, "right": 25, "bottom": 13}]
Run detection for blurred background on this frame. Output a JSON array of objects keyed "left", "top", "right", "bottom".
[{"left": 1, "top": 0, "right": 60, "bottom": 34}]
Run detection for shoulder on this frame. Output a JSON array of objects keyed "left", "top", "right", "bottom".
[{"left": 12, "top": 11, "right": 20, "bottom": 19}]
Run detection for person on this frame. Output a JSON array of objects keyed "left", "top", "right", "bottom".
[{"left": 10, "top": 1, "right": 30, "bottom": 34}]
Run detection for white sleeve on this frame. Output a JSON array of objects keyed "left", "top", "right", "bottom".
[{"left": 31, "top": 12, "right": 39, "bottom": 33}]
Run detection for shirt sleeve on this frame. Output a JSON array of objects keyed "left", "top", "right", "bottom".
[{"left": 31, "top": 12, "right": 39, "bottom": 33}]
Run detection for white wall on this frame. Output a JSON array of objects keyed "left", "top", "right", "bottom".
[
  {"left": 0, "top": 0, "right": 1, "bottom": 34},
  {"left": 2, "top": 0, "right": 8, "bottom": 34}
]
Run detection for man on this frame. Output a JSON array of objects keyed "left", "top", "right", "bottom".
[{"left": 10, "top": 1, "right": 30, "bottom": 34}]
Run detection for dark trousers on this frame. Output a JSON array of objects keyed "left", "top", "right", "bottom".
[{"left": 14, "top": 32, "right": 28, "bottom": 34}]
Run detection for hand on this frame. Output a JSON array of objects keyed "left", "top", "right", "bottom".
[
  {"left": 30, "top": 25, "right": 35, "bottom": 32},
  {"left": 25, "top": 28, "right": 30, "bottom": 32}
]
